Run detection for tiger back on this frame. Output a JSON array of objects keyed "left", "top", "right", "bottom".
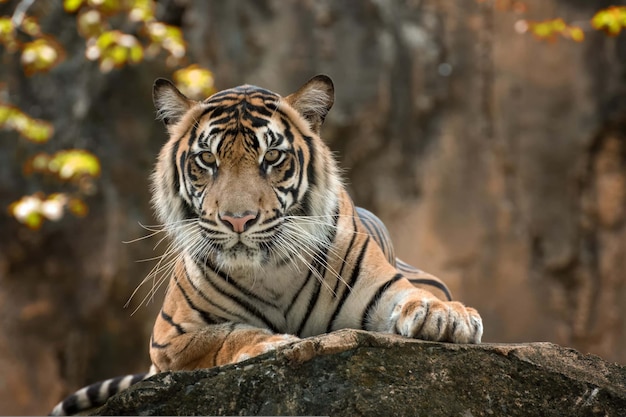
[{"left": 50, "top": 75, "right": 482, "bottom": 415}]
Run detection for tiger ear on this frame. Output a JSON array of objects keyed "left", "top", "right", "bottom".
[
  {"left": 285, "top": 75, "right": 334, "bottom": 134},
  {"left": 153, "top": 78, "right": 194, "bottom": 125}
]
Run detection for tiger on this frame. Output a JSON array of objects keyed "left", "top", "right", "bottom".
[{"left": 50, "top": 75, "right": 482, "bottom": 415}]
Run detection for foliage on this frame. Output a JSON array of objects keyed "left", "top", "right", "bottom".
[
  {"left": 591, "top": 6, "right": 626, "bottom": 36},
  {"left": 9, "top": 150, "right": 98, "bottom": 229},
  {"left": 64, "top": 0, "right": 186, "bottom": 71},
  {"left": 478, "top": 1, "right": 626, "bottom": 43},
  {"left": 20, "top": 37, "right": 66, "bottom": 75},
  {"left": 9, "top": 193, "right": 88, "bottom": 230},
  {"left": 524, "top": 18, "right": 585, "bottom": 43},
  {"left": 173, "top": 64, "right": 216, "bottom": 99},
  {"left": 26, "top": 150, "right": 101, "bottom": 182},
  {"left": 0, "top": 103, "right": 54, "bottom": 142},
  {"left": 1, "top": 0, "right": 216, "bottom": 229}
]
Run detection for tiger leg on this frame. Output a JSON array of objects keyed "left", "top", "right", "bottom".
[
  {"left": 355, "top": 206, "right": 453, "bottom": 301},
  {"left": 398, "top": 261, "right": 453, "bottom": 302},
  {"left": 150, "top": 322, "right": 299, "bottom": 371},
  {"left": 353, "top": 205, "right": 481, "bottom": 342},
  {"left": 365, "top": 277, "right": 483, "bottom": 343}
]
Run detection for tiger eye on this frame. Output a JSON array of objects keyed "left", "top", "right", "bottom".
[
  {"left": 196, "top": 151, "right": 216, "bottom": 167},
  {"left": 264, "top": 149, "right": 281, "bottom": 164}
]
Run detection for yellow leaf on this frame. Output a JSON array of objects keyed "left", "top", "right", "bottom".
[
  {"left": 88, "top": 0, "right": 122, "bottom": 14},
  {"left": 23, "top": 211, "right": 44, "bottom": 229},
  {"left": 173, "top": 65, "right": 216, "bottom": 99},
  {"left": 146, "top": 22, "right": 166, "bottom": 41},
  {"left": 109, "top": 44, "right": 128, "bottom": 65},
  {"left": 128, "top": 0, "right": 155, "bottom": 22},
  {"left": 99, "top": 57, "right": 115, "bottom": 72},
  {"left": 0, "top": 104, "right": 54, "bottom": 142},
  {"left": 94, "top": 31, "right": 143, "bottom": 70},
  {"left": 96, "top": 30, "right": 118, "bottom": 50},
  {"left": 0, "top": 16, "right": 18, "bottom": 51},
  {"left": 64, "top": 0, "right": 85, "bottom": 13},
  {"left": 530, "top": 22, "right": 554, "bottom": 39},
  {"left": 526, "top": 18, "right": 585, "bottom": 43},
  {"left": 592, "top": 6, "right": 626, "bottom": 36},
  {"left": 569, "top": 27, "right": 585, "bottom": 42},
  {"left": 9, "top": 195, "right": 44, "bottom": 229},
  {"left": 9, "top": 111, "right": 29, "bottom": 131},
  {"left": 10, "top": 192, "right": 89, "bottom": 228},
  {"left": 77, "top": 9, "right": 105, "bottom": 38},
  {"left": 41, "top": 195, "right": 66, "bottom": 221},
  {"left": 27, "top": 153, "right": 51, "bottom": 173},
  {"left": 68, "top": 198, "right": 89, "bottom": 217},
  {"left": 146, "top": 22, "right": 186, "bottom": 60},
  {"left": 20, "top": 38, "right": 66, "bottom": 75},
  {"left": 550, "top": 19, "right": 566, "bottom": 33},
  {"left": 129, "top": 44, "right": 144, "bottom": 63},
  {"left": 49, "top": 150, "right": 101, "bottom": 180},
  {"left": 0, "top": 103, "right": 16, "bottom": 124},
  {"left": 21, "top": 118, "right": 54, "bottom": 143},
  {"left": 20, "top": 17, "right": 41, "bottom": 36}
]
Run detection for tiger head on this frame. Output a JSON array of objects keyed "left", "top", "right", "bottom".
[{"left": 151, "top": 75, "right": 341, "bottom": 272}]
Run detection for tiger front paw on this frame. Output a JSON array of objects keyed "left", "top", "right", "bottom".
[
  {"left": 391, "top": 296, "right": 483, "bottom": 343},
  {"left": 234, "top": 333, "right": 301, "bottom": 363}
]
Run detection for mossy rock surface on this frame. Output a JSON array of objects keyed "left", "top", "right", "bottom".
[{"left": 93, "top": 329, "right": 626, "bottom": 416}]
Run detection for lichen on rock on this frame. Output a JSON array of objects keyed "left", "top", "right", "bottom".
[{"left": 93, "top": 329, "right": 626, "bottom": 416}]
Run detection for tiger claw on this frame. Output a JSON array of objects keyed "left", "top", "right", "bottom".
[{"left": 392, "top": 296, "right": 482, "bottom": 344}]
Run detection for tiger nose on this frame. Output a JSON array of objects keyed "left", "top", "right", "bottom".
[{"left": 218, "top": 211, "right": 259, "bottom": 233}]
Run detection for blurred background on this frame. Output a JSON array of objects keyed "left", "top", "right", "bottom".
[{"left": 1, "top": 0, "right": 625, "bottom": 414}]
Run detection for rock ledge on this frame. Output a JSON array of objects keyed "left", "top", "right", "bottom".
[{"left": 94, "top": 329, "right": 626, "bottom": 416}]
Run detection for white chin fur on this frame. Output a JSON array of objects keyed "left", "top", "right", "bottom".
[{"left": 215, "top": 248, "right": 264, "bottom": 272}]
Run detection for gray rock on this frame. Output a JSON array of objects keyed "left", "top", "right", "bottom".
[{"left": 93, "top": 329, "right": 626, "bottom": 416}]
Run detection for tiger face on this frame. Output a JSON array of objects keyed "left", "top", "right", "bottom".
[{"left": 152, "top": 76, "right": 340, "bottom": 271}]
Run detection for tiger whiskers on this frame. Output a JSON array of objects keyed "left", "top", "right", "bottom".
[
  {"left": 284, "top": 213, "right": 370, "bottom": 233},
  {"left": 125, "top": 220, "right": 204, "bottom": 315},
  {"left": 124, "top": 207, "right": 364, "bottom": 315},
  {"left": 270, "top": 231, "right": 338, "bottom": 296},
  {"left": 126, "top": 249, "right": 177, "bottom": 315},
  {"left": 282, "top": 214, "right": 366, "bottom": 266},
  {"left": 275, "top": 219, "right": 352, "bottom": 296},
  {"left": 141, "top": 228, "right": 210, "bottom": 310}
]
